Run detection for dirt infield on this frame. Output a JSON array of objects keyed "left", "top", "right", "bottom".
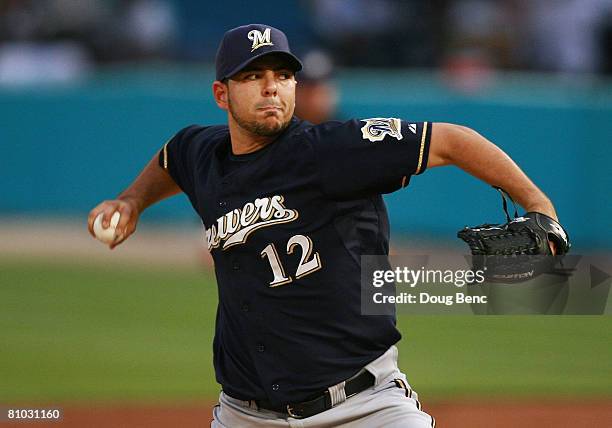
[
  {"left": 3, "top": 399, "right": 611, "bottom": 428},
  {"left": 0, "top": 219, "right": 213, "bottom": 269}
]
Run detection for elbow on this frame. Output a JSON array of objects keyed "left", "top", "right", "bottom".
[{"left": 430, "top": 123, "right": 477, "bottom": 167}]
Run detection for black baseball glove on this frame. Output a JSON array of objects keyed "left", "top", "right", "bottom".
[{"left": 458, "top": 187, "right": 571, "bottom": 283}]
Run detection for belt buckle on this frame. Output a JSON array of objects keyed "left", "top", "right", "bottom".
[{"left": 286, "top": 404, "right": 303, "bottom": 419}]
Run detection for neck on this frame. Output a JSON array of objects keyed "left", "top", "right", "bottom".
[
  {"left": 227, "top": 114, "right": 289, "bottom": 155},
  {"left": 229, "top": 125, "right": 275, "bottom": 155}
]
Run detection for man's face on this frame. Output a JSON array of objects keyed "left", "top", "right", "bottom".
[{"left": 225, "top": 55, "right": 297, "bottom": 137}]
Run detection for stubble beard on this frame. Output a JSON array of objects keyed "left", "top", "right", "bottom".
[{"left": 228, "top": 98, "right": 290, "bottom": 137}]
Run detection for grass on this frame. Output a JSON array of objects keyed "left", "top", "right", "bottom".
[
  {"left": 1, "top": 258, "right": 611, "bottom": 402},
  {"left": 397, "top": 316, "right": 612, "bottom": 398},
  {"left": 0, "top": 259, "right": 217, "bottom": 402}
]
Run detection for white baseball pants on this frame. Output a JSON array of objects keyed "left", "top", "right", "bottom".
[{"left": 211, "top": 346, "right": 435, "bottom": 428}]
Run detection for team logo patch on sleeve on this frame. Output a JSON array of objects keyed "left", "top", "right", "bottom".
[{"left": 360, "top": 118, "right": 403, "bottom": 142}]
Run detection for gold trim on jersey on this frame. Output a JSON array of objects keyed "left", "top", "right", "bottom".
[
  {"left": 416, "top": 122, "right": 428, "bottom": 174},
  {"left": 162, "top": 141, "right": 169, "bottom": 170}
]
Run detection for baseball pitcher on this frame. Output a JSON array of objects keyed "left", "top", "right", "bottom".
[{"left": 88, "top": 24, "right": 569, "bottom": 427}]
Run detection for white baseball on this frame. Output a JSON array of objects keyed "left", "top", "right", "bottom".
[{"left": 93, "top": 212, "right": 121, "bottom": 244}]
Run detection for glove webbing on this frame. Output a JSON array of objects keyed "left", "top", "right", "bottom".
[{"left": 462, "top": 229, "right": 539, "bottom": 255}]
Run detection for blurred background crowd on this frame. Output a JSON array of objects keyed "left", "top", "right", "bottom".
[{"left": 1, "top": 0, "right": 611, "bottom": 87}]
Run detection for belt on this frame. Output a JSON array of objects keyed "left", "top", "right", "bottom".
[{"left": 255, "top": 371, "right": 375, "bottom": 419}]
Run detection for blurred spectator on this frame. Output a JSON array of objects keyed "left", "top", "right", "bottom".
[
  {"left": 0, "top": 41, "right": 91, "bottom": 85},
  {"left": 307, "top": 0, "right": 439, "bottom": 68},
  {"left": 95, "top": 0, "right": 178, "bottom": 62},
  {"left": 603, "top": 12, "right": 612, "bottom": 74},
  {"left": 0, "top": 0, "right": 43, "bottom": 41},
  {"left": 438, "top": 0, "right": 515, "bottom": 92},
  {"left": 518, "top": 0, "right": 612, "bottom": 74},
  {"left": 0, "top": 0, "right": 112, "bottom": 44},
  {"left": 0, "top": 0, "right": 178, "bottom": 67},
  {"left": 0, "top": 0, "right": 101, "bottom": 85},
  {"left": 442, "top": 0, "right": 520, "bottom": 70},
  {"left": 0, "top": 0, "right": 610, "bottom": 77},
  {"left": 295, "top": 50, "right": 339, "bottom": 124}
]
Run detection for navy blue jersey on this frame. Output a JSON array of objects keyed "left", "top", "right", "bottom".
[{"left": 159, "top": 117, "right": 431, "bottom": 406}]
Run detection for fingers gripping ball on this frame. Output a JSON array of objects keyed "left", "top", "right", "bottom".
[{"left": 93, "top": 212, "right": 121, "bottom": 244}]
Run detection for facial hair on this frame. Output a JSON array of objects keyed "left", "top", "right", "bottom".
[{"left": 227, "top": 94, "right": 291, "bottom": 137}]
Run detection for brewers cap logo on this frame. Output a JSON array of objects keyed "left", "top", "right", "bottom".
[
  {"left": 360, "top": 118, "right": 404, "bottom": 142},
  {"left": 248, "top": 28, "right": 273, "bottom": 52}
]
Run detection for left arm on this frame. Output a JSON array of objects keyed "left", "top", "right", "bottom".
[{"left": 427, "top": 123, "right": 557, "bottom": 221}]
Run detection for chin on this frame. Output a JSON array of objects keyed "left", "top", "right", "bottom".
[
  {"left": 257, "top": 118, "right": 289, "bottom": 136},
  {"left": 262, "top": 116, "right": 284, "bottom": 128}
]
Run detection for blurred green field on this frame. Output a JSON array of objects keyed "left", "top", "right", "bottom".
[{"left": 1, "top": 258, "right": 611, "bottom": 403}]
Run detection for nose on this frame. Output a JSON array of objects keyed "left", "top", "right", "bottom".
[{"left": 261, "top": 71, "right": 278, "bottom": 97}]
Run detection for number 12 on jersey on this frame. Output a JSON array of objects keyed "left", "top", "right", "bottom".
[{"left": 260, "top": 234, "right": 322, "bottom": 287}]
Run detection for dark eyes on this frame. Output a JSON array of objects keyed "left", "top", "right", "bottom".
[{"left": 242, "top": 72, "right": 293, "bottom": 81}]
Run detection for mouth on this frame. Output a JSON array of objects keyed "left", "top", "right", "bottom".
[{"left": 257, "top": 105, "right": 282, "bottom": 112}]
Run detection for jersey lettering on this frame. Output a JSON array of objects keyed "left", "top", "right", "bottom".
[{"left": 206, "top": 195, "right": 298, "bottom": 250}]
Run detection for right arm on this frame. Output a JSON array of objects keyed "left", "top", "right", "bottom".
[{"left": 87, "top": 153, "right": 180, "bottom": 249}]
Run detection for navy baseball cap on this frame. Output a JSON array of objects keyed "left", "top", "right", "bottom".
[{"left": 215, "top": 24, "right": 302, "bottom": 81}]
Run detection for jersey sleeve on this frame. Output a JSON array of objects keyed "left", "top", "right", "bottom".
[
  {"left": 158, "top": 125, "right": 202, "bottom": 198},
  {"left": 310, "top": 118, "right": 432, "bottom": 199}
]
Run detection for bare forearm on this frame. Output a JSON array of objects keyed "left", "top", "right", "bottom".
[
  {"left": 429, "top": 124, "right": 557, "bottom": 220},
  {"left": 118, "top": 154, "right": 181, "bottom": 213},
  {"left": 88, "top": 153, "right": 181, "bottom": 248}
]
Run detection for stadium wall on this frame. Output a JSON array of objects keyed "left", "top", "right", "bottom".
[{"left": 1, "top": 68, "right": 610, "bottom": 249}]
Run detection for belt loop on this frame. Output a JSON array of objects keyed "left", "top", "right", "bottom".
[{"left": 328, "top": 381, "right": 347, "bottom": 407}]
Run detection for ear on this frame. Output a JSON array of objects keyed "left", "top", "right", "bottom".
[{"left": 213, "top": 80, "right": 229, "bottom": 110}]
